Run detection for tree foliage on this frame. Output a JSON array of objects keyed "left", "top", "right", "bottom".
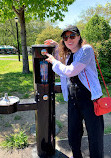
[
  {"left": 0, "top": 19, "right": 16, "bottom": 45},
  {"left": 0, "top": 0, "right": 75, "bottom": 22},
  {"left": 0, "top": 19, "right": 47, "bottom": 47},
  {"left": 35, "top": 24, "right": 62, "bottom": 44},
  {"left": 0, "top": 0, "right": 75, "bottom": 73},
  {"left": 26, "top": 20, "right": 46, "bottom": 46},
  {"left": 82, "top": 14, "right": 111, "bottom": 43},
  {"left": 79, "top": 2, "right": 111, "bottom": 24},
  {"left": 95, "top": 39, "right": 111, "bottom": 83},
  {"left": 76, "top": 2, "right": 111, "bottom": 32}
]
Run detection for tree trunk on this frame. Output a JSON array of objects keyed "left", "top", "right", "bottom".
[{"left": 19, "top": 9, "right": 30, "bottom": 73}]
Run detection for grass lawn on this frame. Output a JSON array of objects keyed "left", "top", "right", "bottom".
[
  {"left": 0, "top": 55, "right": 65, "bottom": 102},
  {"left": 0, "top": 55, "right": 111, "bottom": 101},
  {"left": 0, "top": 59, "right": 34, "bottom": 99}
]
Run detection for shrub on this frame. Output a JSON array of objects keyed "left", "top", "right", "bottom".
[
  {"left": 82, "top": 14, "right": 111, "bottom": 43},
  {"left": 95, "top": 39, "right": 111, "bottom": 83},
  {"left": 0, "top": 130, "right": 28, "bottom": 149}
]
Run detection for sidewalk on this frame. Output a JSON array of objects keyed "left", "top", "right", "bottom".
[
  {"left": 30, "top": 134, "right": 111, "bottom": 158},
  {"left": 25, "top": 99, "right": 111, "bottom": 158},
  {"left": 0, "top": 134, "right": 111, "bottom": 158}
]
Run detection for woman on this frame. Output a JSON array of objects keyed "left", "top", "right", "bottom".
[{"left": 45, "top": 26, "right": 104, "bottom": 158}]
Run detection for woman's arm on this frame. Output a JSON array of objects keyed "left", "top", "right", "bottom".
[{"left": 45, "top": 45, "right": 94, "bottom": 78}]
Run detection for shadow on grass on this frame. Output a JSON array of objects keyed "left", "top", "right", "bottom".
[{"left": 0, "top": 71, "right": 34, "bottom": 99}]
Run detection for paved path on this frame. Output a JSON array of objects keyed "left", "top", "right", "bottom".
[
  {"left": 0, "top": 134, "right": 111, "bottom": 158},
  {"left": 31, "top": 134, "right": 111, "bottom": 158},
  {"left": 0, "top": 55, "right": 32, "bottom": 61}
]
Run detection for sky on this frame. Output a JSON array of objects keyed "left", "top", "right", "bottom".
[{"left": 57, "top": 0, "right": 111, "bottom": 29}]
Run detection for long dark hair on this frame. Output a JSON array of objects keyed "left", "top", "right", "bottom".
[{"left": 58, "top": 36, "right": 83, "bottom": 64}]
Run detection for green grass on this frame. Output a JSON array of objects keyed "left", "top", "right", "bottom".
[
  {"left": 0, "top": 56, "right": 64, "bottom": 101},
  {"left": 0, "top": 59, "right": 34, "bottom": 98},
  {"left": 56, "top": 120, "right": 63, "bottom": 129},
  {"left": 4, "top": 122, "right": 12, "bottom": 128},
  {"left": 0, "top": 55, "right": 111, "bottom": 101},
  {"left": 14, "top": 115, "right": 22, "bottom": 120},
  {"left": 55, "top": 93, "right": 65, "bottom": 103},
  {"left": 104, "top": 126, "right": 111, "bottom": 134}
]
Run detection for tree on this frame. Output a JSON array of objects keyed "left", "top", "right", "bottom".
[
  {"left": 0, "top": 19, "right": 17, "bottom": 46},
  {"left": 35, "top": 23, "right": 62, "bottom": 44},
  {"left": 26, "top": 20, "right": 46, "bottom": 46},
  {"left": 82, "top": 14, "right": 111, "bottom": 43},
  {"left": 0, "top": 0, "right": 75, "bottom": 73},
  {"left": 76, "top": 2, "right": 111, "bottom": 32},
  {"left": 79, "top": 2, "right": 111, "bottom": 24},
  {"left": 0, "top": 19, "right": 46, "bottom": 48}
]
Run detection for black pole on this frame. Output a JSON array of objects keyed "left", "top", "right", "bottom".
[{"left": 16, "top": 22, "right": 20, "bottom": 61}]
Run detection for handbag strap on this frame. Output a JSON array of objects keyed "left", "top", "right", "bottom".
[{"left": 84, "top": 52, "right": 110, "bottom": 97}]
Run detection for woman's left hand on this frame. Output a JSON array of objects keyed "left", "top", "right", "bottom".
[
  {"left": 44, "top": 39, "right": 58, "bottom": 46},
  {"left": 45, "top": 53, "right": 56, "bottom": 64}
]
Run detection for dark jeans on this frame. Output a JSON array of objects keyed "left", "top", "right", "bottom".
[{"left": 68, "top": 77, "right": 104, "bottom": 158}]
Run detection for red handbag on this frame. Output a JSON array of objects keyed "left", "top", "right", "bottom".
[
  {"left": 93, "top": 97, "right": 111, "bottom": 116},
  {"left": 84, "top": 53, "right": 111, "bottom": 116}
]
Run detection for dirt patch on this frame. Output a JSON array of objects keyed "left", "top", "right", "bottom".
[
  {"left": 0, "top": 110, "right": 36, "bottom": 143},
  {"left": 0, "top": 146, "right": 34, "bottom": 158},
  {"left": 56, "top": 102, "right": 111, "bottom": 138},
  {"left": 0, "top": 102, "right": 111, "bottom": 141},
  {"left": 0, "top": 101, "right": 111, "bottom": 157}
]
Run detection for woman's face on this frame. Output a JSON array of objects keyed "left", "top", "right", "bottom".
[{"left": 63, "top": 31, "right": 80, "bottom": 53}]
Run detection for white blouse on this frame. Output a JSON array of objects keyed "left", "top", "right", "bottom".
[{"left": 52, "top": 44, "right": 103, "bottom": 101}]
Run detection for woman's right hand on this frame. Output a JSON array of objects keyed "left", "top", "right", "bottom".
[{"left": 45, "top": 53, "right": 56, "bottom": 64}]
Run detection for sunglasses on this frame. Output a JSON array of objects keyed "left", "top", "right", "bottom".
[{"left": 63, "top": 33, "right": 77, "bottom": 41}]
